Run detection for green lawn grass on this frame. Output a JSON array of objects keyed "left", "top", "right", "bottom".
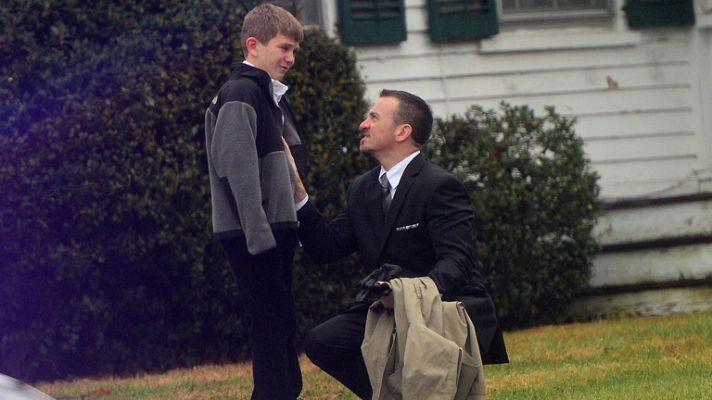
[{"left": 39, "top": 311, "right": 712, "bottom": 399}]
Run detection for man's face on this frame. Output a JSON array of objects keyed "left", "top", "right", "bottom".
[
  {"left": 250, "top": 33, "right": 299, "bottom": 81},
  {"left": 359, "top": 96, "right": 400, "bottom": 155}
]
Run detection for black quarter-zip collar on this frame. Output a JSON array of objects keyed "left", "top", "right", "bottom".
[{"left": 231, "top": 63, "right": 276, "bottom": 109}]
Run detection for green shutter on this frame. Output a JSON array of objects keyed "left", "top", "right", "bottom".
[
  {"left": 338, "top": 0, "right": 407, "bottom": 45},
  {"left": 625, "top": 0, "right": 695, "bottom": 28},
  {"left": 428, "top": 0, "right": 498, "bottom": 42}
]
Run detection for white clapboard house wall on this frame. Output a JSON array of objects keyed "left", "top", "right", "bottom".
[{"left": 298, "top": 0, "right": 712, "bottom": 319}]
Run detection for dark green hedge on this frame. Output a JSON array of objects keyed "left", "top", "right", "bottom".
[
  {"left": 426, "top": 104, "right": 600, "bottom": 328},
  {"left": 1, "top": 0, "right": 268, "bottom": 381}
]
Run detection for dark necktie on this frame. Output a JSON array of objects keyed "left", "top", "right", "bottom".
[{"left": 380, "top": 174, "right": 392, "bottom": 215}]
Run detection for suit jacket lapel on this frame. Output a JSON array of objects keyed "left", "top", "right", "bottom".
[{"left": 377, "top": 155, "right": 425, "bottom": 258}]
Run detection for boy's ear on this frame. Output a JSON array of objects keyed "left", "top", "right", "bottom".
[{"left": 245, "top": 37, "right": 259, "bottom": 56}]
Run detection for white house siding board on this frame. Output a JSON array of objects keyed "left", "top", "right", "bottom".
[
  {"left": 360, "top": 58, "right": 692, "bottom": 103},
  {"left": 569, "top": 286, "right": 712, "bottom": 319},
  {"left": 585, "top": 134, "right": 698, "bottom": 164},
  {"left": 574, "top": 110, "right": 694, "bottom": 140},
  {"left": 423, "top": 86, "right": 692, "bottom": 118},
  {"left": 589, "top": 244, "right": 712, "bottom": 288},
  {"left": 595, "top": 159, "right": 700, "bottom": 195},
  {"left": 594, "top": 199, "right": 712, "bottom": 246},
  {"left": 358, "top": 56, "right": 444, "bottom": 84},
  {"left": 444, "top": 63, "right": 691, "bottom": 99},
  {"left": 691, "top": 30, "right": 712, "bottom": 171},
  {"left": 604, "top": 171, "right": 712, "bottom": 204},
  {"left": 444, "top": 39, "right": 690, "bottom": 76},
  {"left": 356, "top": 32, "right": 477, "bottom": 61},
  {"left": 594, "top": 159, "right": 702, "bottom": 198}
]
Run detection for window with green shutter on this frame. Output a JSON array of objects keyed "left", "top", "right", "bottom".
[
  {"left": 338, "top": 0, "right": 407, "bottom": 45},
  {"left": 625, "top": 0, "right": 695, "bottom": 28},
  {"left": 427, "top": 0, "right": 499, "bottom": 42}
]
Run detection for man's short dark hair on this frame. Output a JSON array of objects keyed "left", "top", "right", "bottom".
[{"left": 379, "top": 89, "right": 433, "bottom": 146}]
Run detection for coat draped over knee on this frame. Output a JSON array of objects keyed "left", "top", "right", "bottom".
[{"left": 361, "top": 277, "right": 486, "bottom": 400}]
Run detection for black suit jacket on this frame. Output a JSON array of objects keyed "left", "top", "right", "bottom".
[{"left": 298, "top": 154, "right": 508, "bottom": 364}]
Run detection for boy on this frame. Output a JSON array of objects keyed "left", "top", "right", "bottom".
[{"left": 204, "top": 4, "right": 306, "bottom": 399}]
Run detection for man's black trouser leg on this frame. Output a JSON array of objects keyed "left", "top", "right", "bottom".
[
  {"left": 221, "top": 235, "right": 302, "bottom": 400},
  {"left": 303, "top": 306, "right": 372, "bottom": 399}
]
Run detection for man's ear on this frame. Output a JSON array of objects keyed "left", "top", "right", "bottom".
[{"left": 394, "top": 124, "right": 413, "bottom": 143}]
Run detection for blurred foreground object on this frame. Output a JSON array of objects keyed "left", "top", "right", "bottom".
[{"left": 0, "top": 374, "right": 54, "bottom": 400}]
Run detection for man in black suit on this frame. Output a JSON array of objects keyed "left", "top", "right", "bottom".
[{"left": 286, "top": 89, "right": 508, "bottom": 399}]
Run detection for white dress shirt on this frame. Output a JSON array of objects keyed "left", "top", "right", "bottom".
[
  {"left": 242, "top": 61, "right": 288, "bottom": 106},
  {"left": 379, "top": 150, "right": 421, "bottom": 200}
]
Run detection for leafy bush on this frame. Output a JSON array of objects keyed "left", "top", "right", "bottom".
[
  {"left": 1, "top": 0, "right": 258, "bottom": 381},
  {"left": 0, "top": 0, "right": 371, "bottom": 381},
  {"left": 425, "top": 103, "right": 600, "bottom": 328}
]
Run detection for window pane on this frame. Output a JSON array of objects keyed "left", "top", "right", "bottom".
[
  {"left": 502, "top": 0, "right": 608, "bottom": 13},
  {"left": 352, "top": 0, "right": 401, "bottom": 19},
  {"left": 519, "top": 0, "right": 554, "bottom": 10},
  {"left": 434, "top": 0, "right": 490, "bottom": 14},
  {"left": 558, "top": 0, "right": 608, "bottom": 9}
]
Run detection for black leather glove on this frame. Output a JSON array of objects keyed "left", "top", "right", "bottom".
[{"left": 355, "top": 263, "right": 419, "bottom": 302}]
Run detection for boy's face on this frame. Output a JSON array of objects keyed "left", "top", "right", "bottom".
[{"left": 249, "top": 33, "right": 300, "bottom": 81}]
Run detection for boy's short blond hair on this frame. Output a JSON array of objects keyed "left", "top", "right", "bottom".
[{"left": 241, "top": 4, "right": 304, "bottom": 57}]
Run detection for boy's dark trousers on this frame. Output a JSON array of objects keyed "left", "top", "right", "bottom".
[{"left": 221, "top": 231, "right": 302, "bottom": 400}]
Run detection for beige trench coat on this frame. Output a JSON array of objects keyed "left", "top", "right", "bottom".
[{"left": 361, "top": 277, "right": 486, "bottom": 400}]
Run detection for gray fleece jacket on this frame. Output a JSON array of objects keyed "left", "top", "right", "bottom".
[{"left": 205, "top": 63, "right": 302, "bottom": 255}]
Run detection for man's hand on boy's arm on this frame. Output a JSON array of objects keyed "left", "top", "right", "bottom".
[{"left": 282, "top": 138, "right": 308, "bottom": 204}]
